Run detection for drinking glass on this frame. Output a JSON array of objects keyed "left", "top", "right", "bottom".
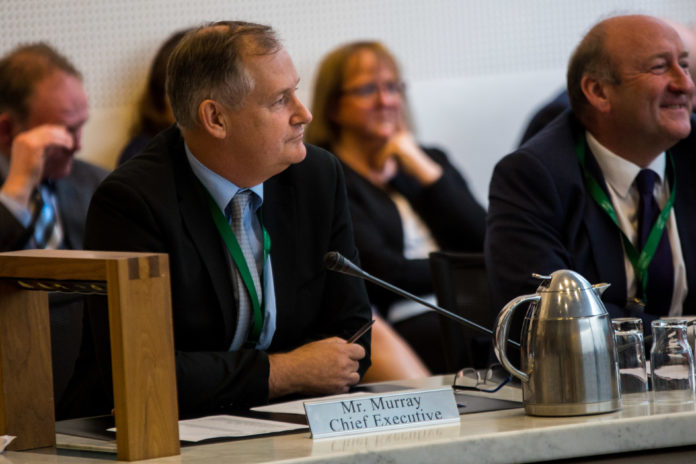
[
  {"left": 612, "top": 318, "right": 649, "bottom": 405},
  {"left": 650, "top": 319, "right": 696, "bottom": 404}
]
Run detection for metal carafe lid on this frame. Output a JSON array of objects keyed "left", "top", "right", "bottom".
[{"left": 533, "top": 269, "right": 609, "bottom": 318}]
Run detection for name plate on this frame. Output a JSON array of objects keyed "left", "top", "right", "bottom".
[{"left": 304, "top": 387, "right": 459, "bottom": 439}]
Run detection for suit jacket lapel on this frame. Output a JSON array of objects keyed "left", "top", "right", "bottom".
[
  {"left": 170, "top": 135, "right": 237, "bottom": 339},
  {"left": 263, "top": 173, "right": 296, "bottom": 337}
]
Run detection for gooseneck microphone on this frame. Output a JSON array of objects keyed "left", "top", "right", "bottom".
[{"left": 324, "top": 251, "right": 520, "bottom": 348}]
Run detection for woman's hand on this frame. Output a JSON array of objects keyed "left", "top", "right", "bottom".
[{"left": 373, "top": 130, "right": 442, "bottom": 186}]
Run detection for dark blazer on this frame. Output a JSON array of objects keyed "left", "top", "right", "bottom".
[
  {"left": 0, "top": 158, "right": 107, "bottom": 250},
  {"left": 486, "top": 110, "right": 696, "bottom": 323},
  {"left": 341, "top": 147, "right": 486, "bottom": 312},
  {"left": 77, "top": 126, "right": 372, "bottom": 418},
  {"left": 0, "top": 157, "right": 107, "bottom": 410}
]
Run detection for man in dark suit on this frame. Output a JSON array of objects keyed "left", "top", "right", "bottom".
[
  {"left": 71, "top": 21, "right": 371, "bottom": 418},
  {"left": 0, "top": 43, "right": 107, "bottom": 407},
  {"left": 487, "top": 15, "right": 696, "bottom": 329}
]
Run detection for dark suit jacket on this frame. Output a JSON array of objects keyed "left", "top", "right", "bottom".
[
  {"left": 341, "top": 147, "right": 486, "bottom": 312},
  {"left": 0, "top": 157, "right": 107, "bottom": 410},
  {"left": 76, "top": 126, "right": 372, "bottom": 418},
  {"left": 0, "top": 158, "right": 107, "bottom": 250},
  {"left": 486, "top": 110, "right": 696, "bottom": 324}
]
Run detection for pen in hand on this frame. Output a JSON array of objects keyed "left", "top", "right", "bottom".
[{"left": 347, "top": 319, "right": 375, "bottom": 343}]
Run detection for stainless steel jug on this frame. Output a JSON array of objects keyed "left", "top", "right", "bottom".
[{"left": 493, "top": 270, "right": 621, "bottom": 416}]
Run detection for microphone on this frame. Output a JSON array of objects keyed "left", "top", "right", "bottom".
[{"left": 324, "top": 251, "right": 519, "bottom": 348}]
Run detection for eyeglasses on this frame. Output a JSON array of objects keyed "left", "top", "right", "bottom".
[
  {"left": 341, "top": 80, "right": 405, "bottom": 98},
  {"left": 452, "top": 364, "right": 511, "bottom": 393}
]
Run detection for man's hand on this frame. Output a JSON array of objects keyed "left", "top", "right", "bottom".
[
  {"left": 0, "top": 124, "right": 74, "bottom": 207},
  {"left": 268, "top": 337, "right": 366, "bottom": 399}
]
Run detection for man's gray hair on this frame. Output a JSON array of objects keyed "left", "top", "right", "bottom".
[{"left": 166, "top": 20, "right": 281, "bottom": 129}]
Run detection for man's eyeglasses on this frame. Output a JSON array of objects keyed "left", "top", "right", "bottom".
[
  {"left": 452, "top": 364, "right": 511, "bottom": 393},
  {"left": 341, "top": 81, "right": 406, "bottom": 98}
]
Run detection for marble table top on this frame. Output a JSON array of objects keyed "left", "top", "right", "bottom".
[{"left": 5, "top": 375, "right": 696, "bottom": 463}]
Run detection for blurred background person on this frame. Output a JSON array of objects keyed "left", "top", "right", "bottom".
[
  {"left": 0, "top": 43, "right": 107, "bottom": 411},
  {"left": 518, "top": 90, "right": 569, "bottom": 146},
  {"left": 117, "top": 29, "right": 189, "bottom": 165},
  {"left": 307, "top": 41, "right": 486, "bottom": 375}
]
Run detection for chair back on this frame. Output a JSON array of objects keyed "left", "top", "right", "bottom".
[{"left": 429, "top": 251, "right": 494, "bottom": 371}]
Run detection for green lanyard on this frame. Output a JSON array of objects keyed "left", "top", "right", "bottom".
[
  {"left": 575, "top": 136, "right": 676, "bottom": 305},
  {"left": 204, "top": 188, "right": 271, "bottom": 342}
]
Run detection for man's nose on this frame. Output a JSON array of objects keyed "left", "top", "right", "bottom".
[
  {"left": 292, "top": 95, "right": 312, "bottom": 125},
  {"left": 670, "top": 63, "right": 695, "bottom": 96}
]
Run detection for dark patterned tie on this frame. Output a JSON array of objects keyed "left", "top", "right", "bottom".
[{"left": 636, "top": 169, "right": 673, "bottom": 315}]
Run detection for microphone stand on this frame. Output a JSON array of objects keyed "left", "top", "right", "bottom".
[{"left": 324, "top": 251, "right": 519, "bottom": 349}]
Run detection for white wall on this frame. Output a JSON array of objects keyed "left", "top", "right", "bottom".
[{"left": 1, "top": 0, "right": 694, "bottom": 205}]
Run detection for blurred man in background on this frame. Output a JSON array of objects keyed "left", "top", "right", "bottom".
[{"left": 0, "top": 43, "right": 107, "bottom": 409}]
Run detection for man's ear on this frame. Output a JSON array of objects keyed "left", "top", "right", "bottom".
[
  {"left": 581, "top": 75, "right": 612, "bottom": 113},
  {"left": 197, "top": 100, "right": 227, "bottom": 139}
]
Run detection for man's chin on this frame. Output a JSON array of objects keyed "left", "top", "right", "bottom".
[
  {"left": 288, "top": 143, "right": 307, "bottom": 164},
  {"left": 671, "top": 121, "right": 693, "bottom": 140}
]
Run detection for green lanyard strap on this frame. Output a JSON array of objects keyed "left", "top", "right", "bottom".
[
  {"left": 575, "top": 136, "right": 675, "bottom": 305},
  {"left": 204, "top": 188, "right": 271, "bottom": 342}
]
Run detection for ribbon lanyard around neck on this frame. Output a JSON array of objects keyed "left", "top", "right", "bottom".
[
  {"left": 204, "top": 187, "right": 271, "bottom": 341},
  {"left": 575, "top": 136, "right": 675, "bottom": 304}
]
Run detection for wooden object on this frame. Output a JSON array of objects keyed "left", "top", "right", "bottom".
[{"left": 0, "top": 250, "right": 180, "bottom": 461}]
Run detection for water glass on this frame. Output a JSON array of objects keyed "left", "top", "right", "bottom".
[
  {"left": 650, "top": 319, "right": 696, "bottom": 404},
  {"left": 612, "top": 318, "right": 648, "bottom": 404}
]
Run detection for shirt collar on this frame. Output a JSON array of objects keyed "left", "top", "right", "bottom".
[
  {"left": 184, "top": 143, "right": 264, "bottom": 213},
  {"left": 586, "top": 131, "right": 666, "bottom": 199}
]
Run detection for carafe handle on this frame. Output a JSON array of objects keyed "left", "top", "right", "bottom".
[{"left": 493, "top": 293, "right": 540, "bottom": 383}]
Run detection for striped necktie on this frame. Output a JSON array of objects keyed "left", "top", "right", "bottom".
[
  {"left": 226, "top": 190, "right": 263, "bottom": 350},
  {"left": 31, "top": 183, "right": 63, "bottom": 249}
]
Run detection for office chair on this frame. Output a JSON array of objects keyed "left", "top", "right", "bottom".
[{"left": 429, "top": 251, "right": 494, "bottom": 372}]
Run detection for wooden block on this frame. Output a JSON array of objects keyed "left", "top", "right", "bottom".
[
  {"left": 107, "top": 254, "right": 180, "bottom": 461},
  {"left": 0, "top": 250, "right": 150, "bottom": 281},
  {"left": 0, "top": 250, "right": 180, "bottom": 461},
  {"left": 0, "top": 281, "right": 55, "bottom": 450}
]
